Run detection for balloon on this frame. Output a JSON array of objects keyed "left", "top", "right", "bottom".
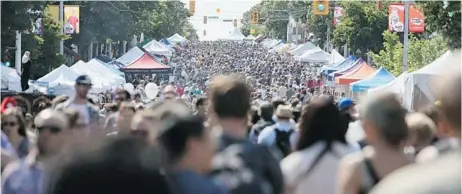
[
  {"left": 123, "top": 83, "right": 135, "bottom": 94},
  {"left": 145, "top": 83, "right": 159, "bottom": 100}
]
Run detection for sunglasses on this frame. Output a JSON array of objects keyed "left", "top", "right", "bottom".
[
  {"left": 130, "top": 129, "right": 149, "bottom": 137},
  {"left": 2, "top": 122, "right": 18, "bottom": 127},
  {"left": 36, "top": 126, "right": 61, "bottom": 134}
]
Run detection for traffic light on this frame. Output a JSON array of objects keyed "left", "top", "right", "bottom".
[
  {"left": 313, "top": 0, "right": 329, "bottom": 15},
  {"left": 251, "top": 11, "right": 259, "bottom": 24},
  {"left": 189, "top": 0, "right": 195, "bottom": 15},
  {"left": 216, "top": 8, "right": 220, "bottom": 14},
  {"left": 233, "top": 19, "right": 237, "bottom": 27},
  {"left": 203, "top": 16, "right": 207, "bottom": 24}
]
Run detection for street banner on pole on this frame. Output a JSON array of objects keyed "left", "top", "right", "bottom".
[
  {"left": 388, "top": 4, "right": 425, "bottom": 33},
  {"left": 333, "top": 6, "right": 344, "bottom": 26},
  {"left": 64, "top": 5, "right": 80, "bottom": 34}
]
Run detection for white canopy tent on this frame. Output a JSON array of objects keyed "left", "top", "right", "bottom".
[
  {"left": 167, "top": 33, "right": 188, "bottom": 44},
  {"left": 244, "top": 34, "right": 255, "bottom": 41},
  {"left": 220, "top": 28, "right": 246, "bottom": 41},
  {"left": 115, "top": 47, "right": 145, "bottom": 66},
  {"left": 368, "top": 71, "right": 408, "bottom": 95},
  {"left": 143, "top": 39, "right": 172, "bottom": 56},
  {"left": 289, "top": 42, "right": 316, "bottom": 56},
  {"left": 329, "top": 49, "right": 346, "bottom": 65},
  {"left": 403, "top": 50, "right": 461, "bottom": 110},
  {"left": 36, "top": 65, "right": 79, "bottom": 96},
  {"left": 87, "top": 59, "right": 126, "bottom": 85},
  {"left": 70, "top": 61, "right": 113, "bottom": 92},
  {"left": 1, "top": 65, "right": 21, "bottom": 92},
  {"left": 296, "top": 47, "right": 331, "bottom": 63}
]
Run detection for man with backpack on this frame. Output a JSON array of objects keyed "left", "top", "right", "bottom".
[
  {"left": 207, "top": 76, "right": 283, "bottom": 194},
  {"left": 258, "top": 105, "right": 297, "bottom": 159}
]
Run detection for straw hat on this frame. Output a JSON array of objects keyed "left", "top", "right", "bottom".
[{"left": 275, "top": 105, "right": 293, "bottom": 119}]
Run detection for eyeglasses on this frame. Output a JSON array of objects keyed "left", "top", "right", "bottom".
[
  {"left": 2, "top": 122, "right": 18, "bottom": 127},
  {"left": 36, "top": 126, "right": 61, "bottom": 134}
]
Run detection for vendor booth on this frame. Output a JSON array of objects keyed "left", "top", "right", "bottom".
[{"left": 122, "top": 53, "right": 172, "bottom": 84}]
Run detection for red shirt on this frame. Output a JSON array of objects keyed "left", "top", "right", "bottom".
[
  {"left": 68, "top": 16, "right": 79, "bottom": 29},
  {"left": 177, "top": 87, "right": 184, "bottom": 96}
]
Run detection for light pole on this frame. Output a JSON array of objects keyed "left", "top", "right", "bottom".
[
  {"left": 402, "top": 1, "right": 410, "bottom": 72},
  {"left": 59, "top": 0, "right": 64, "bottom": 55}
]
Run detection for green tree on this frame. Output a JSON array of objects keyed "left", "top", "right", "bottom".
[
  {"left": 370, "top": 30, "right": 448, "bottom": 76},
  {"left": 332, "top": 1, "right": 389, "bottom": 56},
  {"left": 418, "top": 1, "right": 461, "bottom": 49}
]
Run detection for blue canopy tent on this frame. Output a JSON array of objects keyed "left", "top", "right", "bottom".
[
  {"left": 160, "top": 38, "right": 173, "bottom": 46},
  {"left": 325, "top": 56, "right": 358, "bottom": 81},
  {"left": 322, "top": 55, "right": 356, "bottom": 75},
  {"left": 350, "top": 67, "right": 396, "bottom": 92}
]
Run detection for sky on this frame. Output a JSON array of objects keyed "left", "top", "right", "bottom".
[{"left": 180, "top": 0, "right": 261, "bottom": 41}]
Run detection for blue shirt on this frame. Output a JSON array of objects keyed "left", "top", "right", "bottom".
[
  {"left": 2, "top": 153, "right": 45, "bottom": 194},
  {"left": 1, "top": 131, "right": 15, "bottom": 156},
  {"left": 170, "top": 169, "right": 228, "bottom": 194},
  {"left": 257, "top": 122, "right": 298, "bottom": 150}
]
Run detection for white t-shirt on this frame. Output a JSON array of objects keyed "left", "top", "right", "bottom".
[
  {"left": 278, "top": 86, "right": 287, "bottom": 98},
  {"left": 69, "top": 103, "right": 90, "bottom": 125}
]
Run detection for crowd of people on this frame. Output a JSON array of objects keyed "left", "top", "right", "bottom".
[{"left": 1, "top": 41, "right": 460, "bottom": 194}]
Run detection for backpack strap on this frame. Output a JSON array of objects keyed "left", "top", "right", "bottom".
[{"left": 359, "top": 156, "right": 380, "bottom": 193}]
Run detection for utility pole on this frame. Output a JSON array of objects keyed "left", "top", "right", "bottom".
[
  {"left": 402, "top": 1, "right": 410, "bottom": 72},
  {"left": 59, "top": 0, "right": 64, "bottom": 55},
  {"left": 15, "top": 31, "right": 22, "bottom": 74}
]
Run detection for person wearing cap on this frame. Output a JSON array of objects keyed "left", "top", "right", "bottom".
[
  {"left": 55, "top": 75, "right": 100, "bottom": 132},
  {"left": 2, "top": 108, "right": 69, "bottom": 194},
  {"left": 338, "top": 97, "right": 357, "bottom": 123},
  {"left": 258, "top": 105, "right": 297, "bottom": 158}
]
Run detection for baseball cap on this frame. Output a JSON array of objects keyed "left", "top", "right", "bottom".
[
  {"left": 75, "top": 75, "right": 92, "bottom": 85},
  {"left": 338, "top": 98, "right": 354, "bottom": 110}
]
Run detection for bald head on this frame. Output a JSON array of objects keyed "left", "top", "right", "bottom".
[
  {"left": 361, "top": 92, "right": 408, "bottom": 146},
  {"left": 35, "top": 108, "right": 69, "bottom": 130}
]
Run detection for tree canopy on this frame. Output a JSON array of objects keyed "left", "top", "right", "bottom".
[
  {"left": 370, "top": 31, "right": 448, "bottom": 76},
  {"left": 1, "top": 1, "right": 192, "bottom": 77}
]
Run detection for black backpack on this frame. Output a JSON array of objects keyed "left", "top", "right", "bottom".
[{"left": 274, "top": 128, "right": 294, "bottom": 157}]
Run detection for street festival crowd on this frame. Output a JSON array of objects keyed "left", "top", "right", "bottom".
[{"left": 0, "top": 40, "right": 461, "bottom": 194}]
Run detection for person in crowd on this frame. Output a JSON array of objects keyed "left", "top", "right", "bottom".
[
  {"left": 290, "top": 98, "right": 302, "bottom": 122},
  {"left": 249, "top": 103, "right": 275, "bottom": 144},
  {"left": 158, "top": 115, "right": 226, "bottom": 194},
  {"left": 258, "top": 105, "right": 297, "bottom": 158},
  {"left": 104, "top": 90, "right": 131, "bottom": 133},
  {"left": 2, "top": 108, "right": 69, "bottom": 194},
  {"left": 1, "top": 107, "right": 30, "bottom": 158},
  {"left": 337, "top": 92, "right": 411, "bottom": 194},
  {"left": 130, "top": 110, "right": 157, "bottom": 145},
  {"left": 132, "top": 93, "right": 143, "bottom": 104},
  {"left": 370, "top": 69, "right": 461, "bottom": 194},
  {"left": 106, "top": 102, "right": 136, "bottom": 136},
  {"left": 281, "top": 97, "right": 354, "bottom": 194},
  {"left": 338, "top": 97, "right": 357, "bottom": 123},
  {"left": 207, "top": 75, "right": 283, "bottom": 194},
  {"left": 404, "top": 113, "right": 436, "bottom": 156},
  {"left": 194, "top": 97, "right": 207, "bottom": 117},
  {"left": 55, "top": 75, "right": 100, "bottom": 131},
  {"left": 163, "top": 85, "right": 179, "bottom": 100},
  {"left": 419, "top": 105, "right": 441, "bottom": 143},
  {"left": 1, "top": 130, "right": 16, "bottom": 171},
  {"left": 46, "top": 137, "right": 171, "bottom": 194}
]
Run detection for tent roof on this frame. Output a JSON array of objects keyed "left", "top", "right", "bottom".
[
  {"left": 290, "top": 42, "right": 316, "bottom": 56},
  {"left": 336, "top": 61, "right": 376, "bottom": 85},
  {"left": 123, "top": 53, "right": 170, "bottom": 70},
  {"left": 115, "top": 47, "right": 145, "bottom": 66},
  {"left": 221, "top": 28, "right": 246, "bottom": 41},
  {"left": 168, "top": 33, "right": 188, "bottom": 43},
  {"left": 329, "top": 49, "right": 346, "bottom": 64},
  {"left": 297, "top": 47, "right": 331, "bottom": 63},
  {"left": 411, "top": 50, "right": 460, "bottom": 75},
  {"left": 254, "top": 34, "right": 267, "bottom": 42},
  {"left": 330, "top": 58, "right": 364, "bottom": 78},
  {"left": 143, "top": 39, "right": 172, "bottom": 56},
  {"left": 38, "top": 64, "right": 79, "bottom": 86},
  {"left": 244, "top": 34, "right": 255, "bottom": 40},
  {"left": 71, "top": 60, "right": 124, "bottom": 87},
  {"left": 368, "top": 71, "right": 408, "bottom": 94},
  {"left": 350, "top": 67, "right": 396, "bottom": 92}
]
